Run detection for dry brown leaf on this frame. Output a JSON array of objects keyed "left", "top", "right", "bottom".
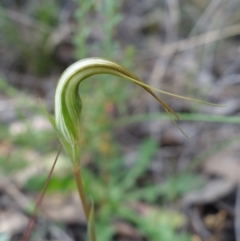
[
  {"left": 203, "top": 142, "right": 240, "bottom": 182},
  {"left": 182, "top": 179, "right": 235, "bottom": 206},
  {"left": 41, "top": 192, "right": 85, "bottom": 223},
  {"left": 0, "top": 210, "right": 28, "bottom": 235},
  {"left": 113, "top": 220, "right": 140, "bottom": 238}
]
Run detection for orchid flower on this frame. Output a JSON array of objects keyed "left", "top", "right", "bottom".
[{"left": 47, "top": 57, "right": 223, "bottom": 241}]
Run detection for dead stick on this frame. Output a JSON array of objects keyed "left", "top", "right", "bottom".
[{"left": 21, "top": 147, "right": 62, "bottom": 241}]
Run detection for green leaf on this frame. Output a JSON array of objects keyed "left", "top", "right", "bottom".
[{"left": 121, "top": 138, "right": 158, "bottom": 190}]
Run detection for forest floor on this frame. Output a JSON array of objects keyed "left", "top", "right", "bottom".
[{"left": 0, "top": 1, "right": 240, "bottom": 241}]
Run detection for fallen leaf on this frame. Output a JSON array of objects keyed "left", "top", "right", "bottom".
[
  {"left": 41, "top": 192, "right": 85, "bottom": 223},
  {"left": 182, "top": 179, "right": 235, "bottom": 206},
  {"left": 203, "top": 142, "right": 240, "bottom": 182}
]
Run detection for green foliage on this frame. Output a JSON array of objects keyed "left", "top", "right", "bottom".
[
  {"left": 0, "top": 2, "right": 236, "bottom": 241},
  {"left": 0, "top": 81, "right": 60, "bottom": 197},
  {"left": 0, "top": 149, "right": 28, "bottom": 174},
  {"left": 120, "top": 207, "right": 190, "bottom": 241},
  {"left": 72, "top": 0, "right": 123, "bottom": 59},
  {"left": 129, "top": 173, "right": 204, "bottom": 203},
  {"left": 24, "top": 173, "right": 75, "bottom": 193},
  {"left": 82, "top": 139, "right": 158, "bottom": 201},
  {"left": 81, "top": 139, "right": 193, "bottom": 241},
  {"left": 31, "top": 2, "right": 60, "bottom": 26},
  {"left": 23, "top": 138, "right": 195, "bottom": 241},
  {"left": 119, "top": 139, "right": 158, "bottom": 190},
  {"left": 0, "top": 76, "right": 17, "bottom": 97},
  {"left": 11, "top": 128, "right": 56, "bottom": 152},
  {"left": 71, "top": 0, "right": 135, "bottom": 160},
  {"left": 24, "top": 153, "right": 74, "bottom": 193},
  {"left": 0, "top": 3, "right": 58, "bottom": 75}
]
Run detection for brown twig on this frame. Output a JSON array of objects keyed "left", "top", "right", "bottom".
[
  {"left": 139, "top": 23, "right": 240, "bottom": 61},
  {"left": 21, "top": 147, "right": 62, "bottom": 241},
  {"left": 235, "top": 182, "right": 240, "bottom": 241}
]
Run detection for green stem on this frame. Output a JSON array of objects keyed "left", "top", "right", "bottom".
[
  {"left": 73, "top": 165, "right": 96, "bottom": 241},
  {"left": 73, "top": 166, "right": 90, "bottom": 219}
]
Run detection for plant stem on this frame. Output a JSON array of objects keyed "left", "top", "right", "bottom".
[
  {"left": 73, "top": 165, "right": 96, "bottom": 241},
  {"left": 73, "top": 165, "right": 90, "bottom": 219}
]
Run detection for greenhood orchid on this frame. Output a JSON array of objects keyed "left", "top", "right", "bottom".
[
  {"left": 45, "top": 57, "right": 224, "bottom": 241},
  {"left": 52, "top": 57, "right": 222, "bottom": 165}
]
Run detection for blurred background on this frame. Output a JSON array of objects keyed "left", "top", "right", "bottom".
[{"left": 0, "top": 0, "right": 240, "bottom": 241}]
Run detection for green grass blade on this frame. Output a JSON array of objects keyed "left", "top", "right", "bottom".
[
  {"left": 114, "top": 113, "right": 240, "bottom": 126},
  {"left": 121, "top": 139, "right": 158, "bottom": 191}
]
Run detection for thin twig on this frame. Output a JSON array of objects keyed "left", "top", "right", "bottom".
[
  {"left": 139, "top": 23, "right": 240, "bottom": 60},
  {"left": 235, "top": 182, "right": 240, "bottom": 241},
  {"left": 165, "top": 0, "right": 180, "bottom": 41},
  {"left": 163, "top": 23, "right": 240, "bottom": 55},
  {"left": 148, "top": 0, "right": 180, "bottom": 138},
  {"left": 21, "top": 147, "right": 62, "bottom": 241},
  {"left": 147, "top": 22, "right": 240, "bottom": 88},
  {"left": 189, "top": 0, "right": 223, "bottom": 36}
]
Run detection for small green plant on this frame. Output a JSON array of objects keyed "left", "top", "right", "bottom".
[
  {"left": 23, "top": 138, "right": 203, "bottom": 241},
  {"left": 72, "top": 0, "right": 135, "bottom": 162},
  {"left": 0, "top": 2, "right": 60, "bottom": 75},
  {"left": 82, "top": 138, "right": 198, "bottom": 241},
  {"left": 48, "top": 58, "right": 222, "bottom": 241},
  {"left": 21, "top": 57, "right": 223, "bottom": 241}
]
